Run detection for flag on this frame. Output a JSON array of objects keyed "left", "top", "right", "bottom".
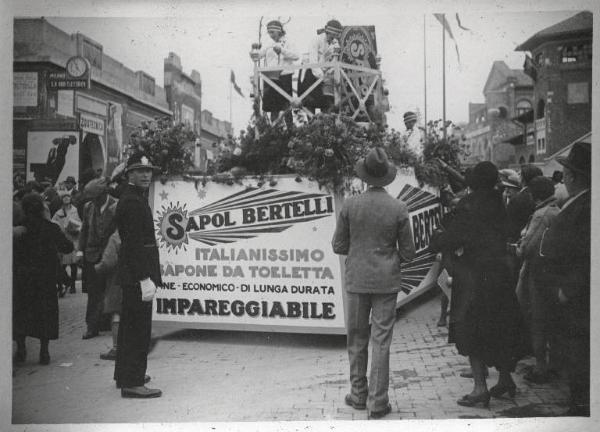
[
  {"left": 455, "top": 13, "right": 471, "bottom": 31},
  {"left": 523, "top": 55, "right": 538, "bottom": 81},
  {"left": 230, "top": 70, "right": 244, "bottom": 97},
  {"left": 434, "top": 13, "right": 460, "bottom": 64}
]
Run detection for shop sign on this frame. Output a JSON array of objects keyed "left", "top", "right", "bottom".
[
  {"left": 48, "top": 72, "right": 90, "bottom": 90},
  {"left": 79, "top": 112, "right": 105, "bottom": 135},
  {"left": 14, "top": 72, "right": 38, "bottom": 107}
]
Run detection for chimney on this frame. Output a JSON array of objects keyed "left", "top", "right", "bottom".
[{"left": 164, "top": 52, "right": 182, "bottom": 70}]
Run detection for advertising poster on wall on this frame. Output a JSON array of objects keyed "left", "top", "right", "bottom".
[
  {"left": 80, "top": 112, "right": 107, "bottom": 176},
  {"left": 106, "top": 102, "right": 123, "bottom": 175},
  {"left": 152, "top": 176, "right": 346, "bottom": 334},
  {"left": 26, "top": 130, "right": 79, "bottom": 185}
]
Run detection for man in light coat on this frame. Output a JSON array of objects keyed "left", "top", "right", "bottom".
[{"left": 332, "top": 147, "right": 416, "bottom": 419}]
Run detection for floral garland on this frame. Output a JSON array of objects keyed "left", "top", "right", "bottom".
[
  {"left": 215, "top": 114, "right": 466, "bottom": 192},
  {"left": 127, "top": 116, "right": 196, "bottom": 178},
  {"left": 126, "top": 114, "right": 467, "bottom": 193}
]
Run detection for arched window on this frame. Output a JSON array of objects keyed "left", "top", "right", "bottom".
[
  {"left": 497, "top": 106, "right": 508, "bottom": 119},
  {"left": 528, "top": 154, "right": 535, "bottom": 163},
  {"left": 536, "top": 99, "right": 545, "bottom": 119},
  {"left": 519, "top": 156, "right": 526, "bottom": 164},
  {"left": 516, "top": 100, "right": 532, "bottom": 116}
]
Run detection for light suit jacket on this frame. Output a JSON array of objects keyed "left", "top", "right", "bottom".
[{"left": 332, "top": 187, "right": 416, "bottom": 293}]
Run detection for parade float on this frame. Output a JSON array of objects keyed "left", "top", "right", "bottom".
[{"left": 138, "top": 24, "right": 466, "bottom": 334}]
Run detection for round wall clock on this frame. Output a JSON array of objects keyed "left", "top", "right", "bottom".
[{"left": 66, "top": 56, "right": 89, "bottom": 78}]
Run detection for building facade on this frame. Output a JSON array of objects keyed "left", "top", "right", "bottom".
[
  {"left": 512, "top": 11, "right": 592, "bottom": 166},
  {"left": 196, "top": 110, "right": 233, "bottom": 172},
  {"left": 462, "top": 61, "right": 534, "bottom": 168},
  {"left": 13, "top": 18, "right": 172, "bottom": 186}
]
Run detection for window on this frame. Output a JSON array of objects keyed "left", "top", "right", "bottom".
[
  {"left": 529, "top": 154, "right": 535, "bottom": 163},
  {"left": 83, "top": 39, "right": 103, "bottom": 69},
  {"left": 497, "top": 106, "right": 508, "bottom": 119},
  {"left": 534, "top": 52, "right": 544, "bottom": 66},
  {"left": 536, "top": 137, "right": 546, "bottom": 154},
  {"left": 138, "top": 73, "right": 155, "bottom": 96},
  {"left": 536, "top": 99, "right": 545, "bottom": 119},
  {"left": 181, "top": 104, "right": 194, "bottom": 128},
  {"left": 561, "top": 44, "right": 592, "bottom": 63},
  {"left": 516, "top": 100, "right": 532, "bottom": 116}
]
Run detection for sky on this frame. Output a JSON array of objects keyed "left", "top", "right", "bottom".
[{"left": 30, "top": 3, "right": 587, "bottom": 134}]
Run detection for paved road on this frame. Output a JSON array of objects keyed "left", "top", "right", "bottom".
[{"left": 12, "top": 283, "right": 573, "bottom": 424}]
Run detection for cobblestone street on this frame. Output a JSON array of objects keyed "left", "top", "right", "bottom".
[{"left": 11, "top": 284, "right": 576, "bottom": 425}]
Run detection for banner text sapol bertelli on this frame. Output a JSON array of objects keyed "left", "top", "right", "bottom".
[{"left": 157, "top": 247, "right": 337, "bottom": 320}]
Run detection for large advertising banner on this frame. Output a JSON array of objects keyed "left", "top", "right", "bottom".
[
  {"left": 152, "top": 176, "right": 346, "bottom": 334},
  {"left": 26, "top": 131, "right": 79, "bottom": 186},
  {"left": 385, "top": 168, "right": 444, "bottom": 307}
]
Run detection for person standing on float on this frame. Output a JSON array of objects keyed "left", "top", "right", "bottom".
[
  {"left": 253, "top": 20, "right": 298, "bottom": 126},
  {"left": 113, "top": 152, "right": 162, "bottom": 398},
  {"left": 332, "top": 148, "right": 416, "bottom": 419},
  {"left": 402, "top": 111, "right": 424, "bottom": 158}
]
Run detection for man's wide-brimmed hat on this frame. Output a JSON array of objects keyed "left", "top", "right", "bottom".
[
  {"left": 355, "top": 147, "right": 397, "bottom": 187},
  {"left": 125, "top": 151, "right": 160, "bottom": 173},
  {"left": 557, "top": 141, "right": 591, "bottom": 179}
]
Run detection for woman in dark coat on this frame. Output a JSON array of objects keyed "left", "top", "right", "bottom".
[
  {"left": 13, "top": 193, "right": 73, "bottom": 365},
  {"left": 431, "top": 161, "right": 525, "bottom": 408}
]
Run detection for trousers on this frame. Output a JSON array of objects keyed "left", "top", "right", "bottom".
[
  {"left": 114, "top": 282, "right": 153, "bottom": 388},
  {"left": 83, "top": 262, "right": 106, "bottom": 332},
  {"left": 345, "top": 291, "right": 398, "bottom": 412}
]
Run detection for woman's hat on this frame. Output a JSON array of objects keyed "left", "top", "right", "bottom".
[
  {"left": 557, "top": 141, "right": 591, "bottom": 179},
  {"left": 354, "top": 147, "right": 397, "bottom": 187},
  {"left": 403, "top": 111, "right": 418, "bottom": 123},
  {"left": 324, "top": 19, "right": 343, "bottom": 36},
  {"left": 125, "top": 151, "right": 160, "bottom": 173},
  {"left": 469, "top": 161, "right": 499, "bottom": 190},
  {"left": 266, "top": 20, "right": 284, "bottom": 33},
  {"left": 83, "top": 177, "right": 109, "bottom": 200}
]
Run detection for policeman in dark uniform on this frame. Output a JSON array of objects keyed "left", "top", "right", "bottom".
[{"left": 113, "top": 151, "right": 162, "bottom": 398}]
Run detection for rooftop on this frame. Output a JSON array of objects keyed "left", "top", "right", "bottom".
[{"left": 516, "top": 11, "right": 593, "bottom": 51}]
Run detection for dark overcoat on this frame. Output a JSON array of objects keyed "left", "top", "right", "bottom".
[
  {"left": 431, "top": 189, "right": 526, "bottom": 371},
  {"left": 13, "top": 219, "right": 73, "bottom": 340}
]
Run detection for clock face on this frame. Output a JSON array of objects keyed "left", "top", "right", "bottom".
[{"left": 66, "top": 57, "right": 88, "bottom": 78}]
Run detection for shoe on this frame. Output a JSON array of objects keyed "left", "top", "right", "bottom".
[
  {"left": 13, "top": 349, "right": 26, "bottom": 364},
  {"left": 121, "top": 385, "right": 162, "bottom": 399},
  {"left": 523, "top": 369, "right": 550, "bottom": 384},
  {"left": 69, "top": 286, "right": 76, "bottom": 294},
  {"left": 368, "top": 404, "right": 392, "bottom": 419},
  {"left": 82, "top": 330, "right": 99, "bottom": 340},
  {"left": 39, "top": 352, "right": 50, "bottom": 365},
  {"left": 344, "top": 394, "right": 366, "bottom": 410},
  {"left": 100, "top": 348, "right": 117, "bottom": 361},
  {"left": 457, "top": 392, "right": 490, "bottom": 408},
  {"left": 489, "top": 383, "right": 516, "bottom": 398},
  {"left": 58, "top": 284, "right": 67, "bottom": 298},
  {"left": 116, "top": 375, "right": 151, "bottom": 389}
]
